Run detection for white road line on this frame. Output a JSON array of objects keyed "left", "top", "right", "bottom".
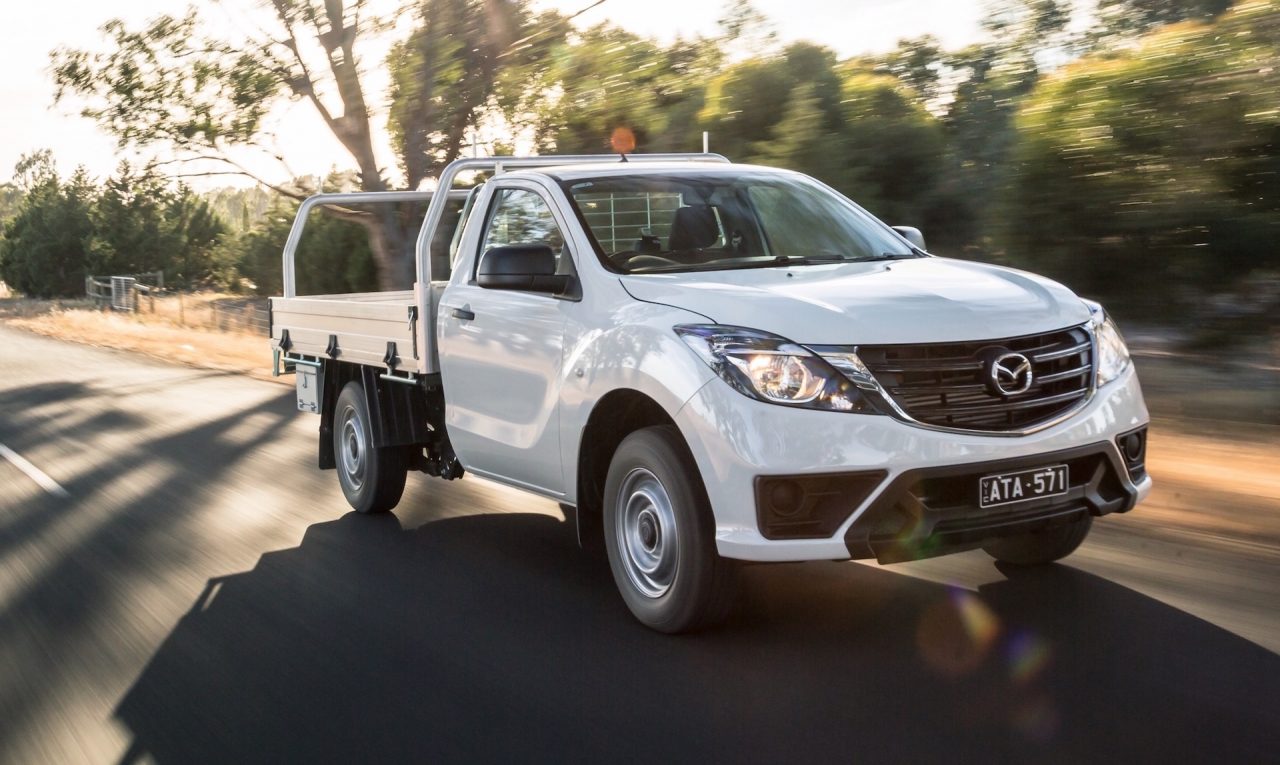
[{"left": 0, "top": 442, "right": 70, "bottom": 498}]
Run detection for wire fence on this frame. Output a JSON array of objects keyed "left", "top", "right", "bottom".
[
  {"left": 204, "top": 297, "right": 271, "bottom": 335},
  {"left": 84, "top": 272, "right": 269, "bottom": 335}
]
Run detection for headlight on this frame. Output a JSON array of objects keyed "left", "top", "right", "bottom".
[
  {"left": 1086, "top": 302, "right": 1131, "bottom": 387},
  {"left": 674, "top": 325, "right": 878, "bottom": 413}
]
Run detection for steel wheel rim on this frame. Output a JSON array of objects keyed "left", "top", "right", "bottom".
[
  {"left": 617, "top": 467, "right": 679, "bottom": 599},
  {"left": 339, "top": 404, "right": 366, "bottom": 492}
]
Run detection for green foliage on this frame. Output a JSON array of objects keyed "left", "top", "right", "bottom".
[
  {"left": 882, "top": 35, "right": 945, "bottom": 103},
  {"left": 698, "top": 48, "right": 944, "bottom": 226},
  {"left": 0, "top": 166, "right": 95, "bottom": 298},
  {"left": 0, "top": 159, "right": 228, "bottom": 297},
  {"left": 1093, "top": 0, "right": 1233, "bottom": 41},
  {"left": 1002, "top": 0, "right": 1280, "bottom": 313},
  {"left": 0, "top": 183, "right": 23, "bottom": 224},
  {"left": 203, "top": 187, "right": 275, "bottom": 234},
  {"left": 217, "top": 199, "right": 379, "bottom": 297},
  {"left": 51, "top": 12, "right": 281, "bottom": 157},
  {"left": 831, "top": 72, "right": 946, "bottom": 225},
  {"left": 216, "top": 205, "right": 295, "bottom": 297},
  {"left": 533, "top": 25, "right": 720, "bottom": 155},
  {"left": 700, "top": 43, "right": 843, "bottom": 163},
  {"left": 388, "top": 1, "right": 560, "bottom": 188}
]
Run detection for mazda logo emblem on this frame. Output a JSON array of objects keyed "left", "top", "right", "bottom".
[{"left": 987, "top": 351, "right": 1034, "bottom": 396}]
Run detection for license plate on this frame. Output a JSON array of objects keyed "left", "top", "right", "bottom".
[{"left": 979, "top": 464, "right": 1069, "bottom": 508}]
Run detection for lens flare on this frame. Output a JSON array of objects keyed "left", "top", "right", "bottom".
[
  {"left": 916, "top": 588, "right": 1001, "bottom": 677},
  {"left": 1006, "top": 630, "right": 1053, "bottom": 685}
]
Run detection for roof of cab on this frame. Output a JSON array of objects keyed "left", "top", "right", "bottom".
[{"left": 509, "top": 160, "right": 793, "bottom": 183}]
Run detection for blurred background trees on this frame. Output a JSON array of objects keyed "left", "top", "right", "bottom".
[
  {"left": 0, "top": 154, "right": 226, "bottom": 298},
  {"left": 1, "top": 0, "right": 1274, "bottom": 332}
]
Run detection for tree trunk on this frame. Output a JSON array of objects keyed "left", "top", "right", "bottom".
[{"left": 368, "top": 209, "right": 417, "bottom": 290}]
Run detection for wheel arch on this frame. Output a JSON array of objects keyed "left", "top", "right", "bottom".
[{"left": 574, "top": 388, "right": 688, "bottom": 546}]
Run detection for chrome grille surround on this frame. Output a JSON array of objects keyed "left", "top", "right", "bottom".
[{"left": 855, "top": 325, "right": 1096, "bottom": 435}]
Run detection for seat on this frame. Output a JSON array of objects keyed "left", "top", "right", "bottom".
[{"left": 668, "top": 205, "right": 719, "bottom": 251}]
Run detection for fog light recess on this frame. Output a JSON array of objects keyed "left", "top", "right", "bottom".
[
  {"left": 755, "top": 471, "right": 887, "bottom": 540},
  {"left": 1116, "top": 426, "right": 1147, "bottom": 481}
]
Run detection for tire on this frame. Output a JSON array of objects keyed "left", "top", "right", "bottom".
[
  {"left": 333, "top": 381, "right": 407, "bottom": 514},
  {"left": 602, "top": 425, "right": 738, "bottom": 633},
  {"left": 982, "top": 514, "right": 1093, "bottom": 566}
]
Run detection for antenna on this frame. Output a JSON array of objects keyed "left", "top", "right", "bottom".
[{"left": 703, "top": 131, "right": 709, "bottom": 154}]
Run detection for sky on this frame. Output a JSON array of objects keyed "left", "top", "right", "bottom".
[{"left": 0, "top": 0, "right": 990, "bottom": 190}]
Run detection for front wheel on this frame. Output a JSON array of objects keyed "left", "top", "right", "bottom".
[
  {"left": 602, "top": 426, "right": 738, "bottom": 633},
  {"left": 333, "top": 381, "right": 407, "bottom": 514},
  {"left": 982, "top": 514, "right": 1093, "bottom": 566}
]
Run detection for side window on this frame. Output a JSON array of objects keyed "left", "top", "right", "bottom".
[{"left": 480, "top": 189, "right": 572, "bottom": 273}]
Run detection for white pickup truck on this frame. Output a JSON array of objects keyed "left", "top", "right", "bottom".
[{"left": 270, "top": 153, "right": 1151, "bottom": 632}]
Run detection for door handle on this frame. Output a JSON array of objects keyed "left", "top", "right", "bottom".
[{"left": 450, "top": 307, "right": 476, "bottom": 321}]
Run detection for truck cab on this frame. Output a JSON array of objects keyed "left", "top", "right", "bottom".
[{"left": 271, "top": 154, "right": 1151, "bottom": 633}]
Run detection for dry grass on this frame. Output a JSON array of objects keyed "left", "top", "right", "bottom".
[{"left": 5, "top": 297, "right": 282, "bottom": 384}]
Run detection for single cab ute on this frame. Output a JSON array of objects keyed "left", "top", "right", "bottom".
[{"left": 270, "top": 153, "right": 1152, "bottom": 632}]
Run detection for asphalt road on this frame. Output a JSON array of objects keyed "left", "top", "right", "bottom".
[{"left": 1, "top": 324, "right": 1277, "bottom": 763}]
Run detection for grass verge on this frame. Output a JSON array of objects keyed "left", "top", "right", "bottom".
[{"left": 1, "top": 295, "right": 280, "bottom": 384}]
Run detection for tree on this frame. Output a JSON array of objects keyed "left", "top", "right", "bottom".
[
  {"left": 219, "top": 194, "right": 385, "bottom": 296},
  {"left": 1001, "top": 0, "right": 1280, "bottom": 313},
  {"left": 388, "top": 0, "right": 561, "bottom": 187},
  {"left": 834, "top": 72, "right": 946, "bottom": 226},
  {"left": 533, "top": 25, "right": 720, "bottom": 155},
  {"left": 51, "top": 1, "right": 548, "bottom": 290},
  {"left": 0, "top": 155, "right": 229, "bottom": 297},
  {"left": 203, "top": 186, "right": 275, "bottom": 234},
  {"left": 0, "top": 184, "right": 23, "bottom": 224},
  {"left": 882, "top": 35, "right": 945, "bottom": 105},
  {"left": 699, "top": 43, "right": 844, "bottom": 164},
  {"left": 716, "top": 0, "right": 778, "bottom": 60},
  {"left": 0, "top": 158, "right": 96, "bottom": 298},
  {"left": 1092, "top": 0, "right": 1233, "bottom": 43}
]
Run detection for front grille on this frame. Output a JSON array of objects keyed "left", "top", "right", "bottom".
[{"left": 859, "top": 325, "right": 1093, "bottom": 432}]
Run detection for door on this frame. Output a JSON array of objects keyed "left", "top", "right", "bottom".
[{"left": 436, "top": 184, "right": 576, "bottom": 494}]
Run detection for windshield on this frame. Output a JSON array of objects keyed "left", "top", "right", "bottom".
[{"left": 558, "top": 171, "right": 920, "bottom": 274}]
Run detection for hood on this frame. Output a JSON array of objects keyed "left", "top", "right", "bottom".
[{"left": 620, "top": 257, "right": 1091, "bottom": 345}]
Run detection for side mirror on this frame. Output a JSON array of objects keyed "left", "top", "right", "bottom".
[
  {"left": 477, "top": 244, "right": 573, "bottom": 294},
  {"left": 892, "top": 226, "right": 926, "bottom": 252}
]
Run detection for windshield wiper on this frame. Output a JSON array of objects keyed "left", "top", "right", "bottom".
[
  {"left": 625, "top": 253, "right": 909, "bottom": 274},
  {"left": 734, "top": 255, "right": 851, "bottom": 269},
  {"left": 844, "top": 252, "right": 916, "bottom": 262},
  {"left": 627, "top": 255, "right": 843, "bottom": 274}
]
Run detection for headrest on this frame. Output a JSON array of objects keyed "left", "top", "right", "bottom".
[{"left": 668, "top": 205, "right": 719, "bottom": 251}]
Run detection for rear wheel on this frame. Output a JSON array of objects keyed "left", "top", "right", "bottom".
[
  {"left": 333, "top": 381, "right": 407, "bottom": 514},
  {"left": 603, "top": 426, "right": 737, "bottom": 633},
  {"left": 982, "top": 514, "right": 1092, "bottom": 566}
]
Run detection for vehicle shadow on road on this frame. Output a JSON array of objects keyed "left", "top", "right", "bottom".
[{"left": 114, "top": 511, "right": 1280, "bottom": 764}]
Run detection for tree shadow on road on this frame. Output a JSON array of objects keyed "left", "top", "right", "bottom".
[
  {"left": 114, "top": 511, "right": 1280, "bottom": 764},
  {"left": 0, "top": 379, "right": 300, "bottom": 755}
]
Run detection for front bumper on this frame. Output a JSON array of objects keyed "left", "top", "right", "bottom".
[{"left": 674, "top": 364, "right": 1152, "bottom": 562}]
